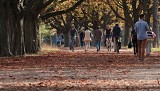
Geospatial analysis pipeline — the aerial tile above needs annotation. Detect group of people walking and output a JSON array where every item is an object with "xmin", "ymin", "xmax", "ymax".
[
  {"xmin": 68, "ymin": 14, "xmax": 156, "ymax": 62},
  {"xmin": 68, "ymin": 24, "xmax": 122, "ymax": 53}
]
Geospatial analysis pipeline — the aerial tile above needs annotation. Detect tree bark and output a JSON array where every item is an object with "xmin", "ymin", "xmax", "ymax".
[
  {"xmin": 0, "ymin": 0, "xmax": 84, "ymax": 56},
  {"xmin": 0, "ymin": 0, "xmax": 25, "ymax": 56},
  {"xmin": 64, "ymin": 32, "xmax": 69, "ymax": 47},
  {"xmin": 124, "ymin": 22, "xmax": 130, "ymax": 46},
  {"xmin": 24, "ymin": 15, "xmax": 40, "ymax": 53},
  {"xmin": 152, "ymin": 0, "xmax": 159, "ymax": 47}
]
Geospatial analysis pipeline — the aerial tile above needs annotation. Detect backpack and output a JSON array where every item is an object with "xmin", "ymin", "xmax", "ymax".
[
  {"xmin": 118, "ymin": 42, "xmax": 121, "ymax": 49},
  {"xmin": 128, "ymin": 40, "xmax": 132, "ymax": 48}
]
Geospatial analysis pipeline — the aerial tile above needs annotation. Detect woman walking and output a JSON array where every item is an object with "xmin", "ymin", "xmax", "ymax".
[{"xmin": 84, "ymin": 27, "xmax": 92, "ymax": 52}]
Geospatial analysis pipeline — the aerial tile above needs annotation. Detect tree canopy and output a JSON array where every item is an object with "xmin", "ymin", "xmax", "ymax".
[{"xmin": 0, "ymin": 0, "xmax": 159, "ymax": 57}]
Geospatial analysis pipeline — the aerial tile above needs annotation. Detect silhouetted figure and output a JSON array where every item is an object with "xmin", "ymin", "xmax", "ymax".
[
  {"xmin": 79, "ymin": 31, "xmax": 84, "ymax": 47},
  {"xmin": 131, "ymin": 29, "xmax": 138, "ymax": 55}
]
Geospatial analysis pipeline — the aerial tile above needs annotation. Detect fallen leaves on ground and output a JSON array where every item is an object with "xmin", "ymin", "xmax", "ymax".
[{"xmin": 0, "ymin": 49, "xmax": 160, "ymax": 90}]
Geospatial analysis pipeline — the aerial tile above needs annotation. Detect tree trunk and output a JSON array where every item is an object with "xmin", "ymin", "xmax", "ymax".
[
  {"xmin": 0, "ymin": 0, "xmax": 25, "ymax": 56},
  {"xmin": 64, "ymin": 32, "xmax": 69, "ymax": 47},
  {"xmin": 124, "ymin": 22, "xmax": 130, "ymax": 46},
  {"xmin": 141, "ymin": 0, "xmax": 152, "ymax": 26},
  {"xmin": 0, "ymin": 7, "xmax": 12, "ymax": 56},
  {"xmin": 24, "ymin": 15, "xmax": 40, "ymax": 53},
  {"xmin": 152, "ymin": 0, "xmax": 159, "ymax": 48}
]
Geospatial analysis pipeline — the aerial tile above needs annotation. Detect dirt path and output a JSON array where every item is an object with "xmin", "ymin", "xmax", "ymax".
[{"xmin": 0, "ymin": 48, "xmax": 160, "ymax": 90}]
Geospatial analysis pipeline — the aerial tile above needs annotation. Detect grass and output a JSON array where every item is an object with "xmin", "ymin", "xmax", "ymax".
[
  {"xmin": 36, "ymin": 44, "xmax": 60, "ymax": 55},
  {"xmin": 41, "ymin": 46, "xmax": 59, "ymax": 51},
  {"xmin": 152, "ymin": 48, "xmax": 160, "ymax": 52},
  {"xmin": 121, "ymin": 46, "xmax": 160, "ymax": 52}
]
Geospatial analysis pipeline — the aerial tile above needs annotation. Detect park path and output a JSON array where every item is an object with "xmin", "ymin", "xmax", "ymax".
[{"xmin": 0, "ymin": 47, "xmax": 160, "ymax": 90}]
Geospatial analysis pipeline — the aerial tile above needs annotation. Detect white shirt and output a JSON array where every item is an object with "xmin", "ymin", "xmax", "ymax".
[{"xmin": 84, "ymin": 30, "xmax": 92, "ymax": 41}]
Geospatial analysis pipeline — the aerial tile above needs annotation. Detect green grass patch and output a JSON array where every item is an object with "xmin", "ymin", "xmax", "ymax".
[{"xmin": 152, "ymin": 48, "xmax": 160, "ymax": 52}]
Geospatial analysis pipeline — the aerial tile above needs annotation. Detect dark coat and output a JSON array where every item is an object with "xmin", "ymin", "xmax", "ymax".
[
  {"xmin": 112, "ymin": 25, "xmax": 121, "ymax": 37},
  {"xmin": 79, "ymin": 31, "xmax": 84, "ymax": 40},
  {"xmin": 94, "ymin": 29, "xmax": 102, "ymax": 41}
]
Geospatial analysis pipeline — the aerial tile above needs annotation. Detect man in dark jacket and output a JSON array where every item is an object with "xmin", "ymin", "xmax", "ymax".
[
  {"xmin": 68, "ymin": 25, "xmax": 77, "ymax": 50},
  {"xmin": 112, "ymin": 24, "xmax": 121, "ymax": 52},
  {"xmin": 94, "ymin": 27, "xmax": 102, "ymax": 52}
]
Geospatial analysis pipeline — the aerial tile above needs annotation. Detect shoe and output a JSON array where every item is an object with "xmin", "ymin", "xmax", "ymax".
[
  {"xmin": 97, "ymin": 49, "xmax": 99, "ymax": 52},
  {"xmin": 146, "ymin": 54, "xmax": 150, "ymax": 57},
  {"xmin": 134, "ymin": 53, "xmax": 138, "ymax": 56},
  {"xmin": 138, "ymin": 58, "xmax": 141, "ymax": 62},
  {"xmin": 138, "ymin": 59, "xmax": 141, "ymax": 62}
]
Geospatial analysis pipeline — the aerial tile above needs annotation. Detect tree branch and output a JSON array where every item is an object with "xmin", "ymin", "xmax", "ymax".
[
  {"xmin": 103, "ymin": 0, "xmax": 125, "ymax": 20},
  {"xmin": 40, "ymin": 0, "xmax": 84, "ymax": 20}
]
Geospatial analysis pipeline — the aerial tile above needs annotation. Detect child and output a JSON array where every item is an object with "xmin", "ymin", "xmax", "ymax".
[{"xmin": 146, "ymin": 30, "xmax": 156, "ymax": 56}]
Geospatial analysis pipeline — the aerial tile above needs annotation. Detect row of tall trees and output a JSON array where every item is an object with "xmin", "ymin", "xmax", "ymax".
[
  {"xmin": 0, "ymin": 0, "xmax": 84, "ymax": 56},
  {"xmin": 0, "ymin": 0, "xmax": 159, "ymax": 56},
  {"xmin": 44, "ymin": 0, "xmax": 159, "ymax": 47},
  {"xmin": 43, "ymin": 0, "xmax": 115, "ymax": 47}
]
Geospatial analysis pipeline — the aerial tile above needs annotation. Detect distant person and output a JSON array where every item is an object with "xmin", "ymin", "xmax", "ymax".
[
  {"xmin": 104, "ymin": 25, "xmax": 111, "ymax": 46},
  {"xmin": 131, "ymin": 29, "xmax": 138, "ymax": 55},
  {"xmin": 68, "ymin": 25, "xmax": 78, "ymax": 50},
  {"xmin": 79, "ymin": 30, "xmax": 85, "ymax": 47},
  {"xmin": 56, "ymin": 34, "xmax": 61, "ymax": 47},
  {"xmin": 94, "ymin": 27, "xmax": 102, "ymax": 52},
  {"xmin": 112, "ymin": 23, "xmax": 121, "ymax": 52},
  {"xmin": 84, "ymin": 27, "xmax": 92, "ymax": 52},
  {"xmin": 90, "ymin": 30, "xmax": 94, "ymax": 47},
  {"xmin": 135, "ymin": 14, "xmax": 149, "ymax": 61},
  {"xmin": 146, "ymin": 29, "xmax": 156, "ymax": 56},
  {"xmin": 60, "ymin": 33, "xmax": 64, "ymax": 46}
]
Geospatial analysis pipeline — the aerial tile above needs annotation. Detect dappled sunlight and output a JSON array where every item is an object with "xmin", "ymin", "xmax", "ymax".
[{"xmin": 41, "ymin": 44, "xmax": 60, "ymax": 51}]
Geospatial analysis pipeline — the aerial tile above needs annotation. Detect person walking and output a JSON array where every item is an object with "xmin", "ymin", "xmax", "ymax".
[
  {"xmin": 94, "ymin": 27, "xmax": 102, "ymax": 52},
  {"xmin": 79, "ymin": 30, "xmax": 84, "ymax": 48},
  {"xmin": 135, "ymin": 14, "xmax": 149, "ymax": 61},
  {"xmin": 56, "ymin": 34, "xmax": 61, "ymax": 47},
  {"xmin": 131, "ymin": 29, "xmax": 138, "ymax": 56},
  {"xmin": 84, "ymin": 27, "xmax": 92, "ymax": 52},
  {"xmin": 112, "ymin": 23, "xmax": 121, "ymax": 52},
  {"xmin": 104, "ymin": 24, "xmax": 112, "ymax": 47},
  {"xmin": 68, "ymin": 25, "xmax": 78, "ymax": 51},
  {"xmin": 60, "ymin": 33, "xmax": 64, "ymax": 47},
  {"xmin": 146, "ymin": 29, "xmax": 156, "ymax": 56}
]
